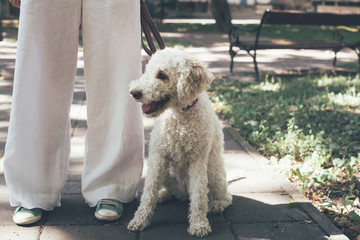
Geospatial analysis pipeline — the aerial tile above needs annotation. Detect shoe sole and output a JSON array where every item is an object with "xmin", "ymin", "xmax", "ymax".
[
  {"xmin": 13, "ymin": 215, "xmax": 42, "ymax": 225},
  {"xmin": 95, "ymin": 212, "xmax": 122, "ymax": 222}
]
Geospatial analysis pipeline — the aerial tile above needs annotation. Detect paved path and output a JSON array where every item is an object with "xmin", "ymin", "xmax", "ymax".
[
  {"xmin": 162, "ymin": 32, "xmax": 358, "ymax": 76},
  {"xmin": 0, "ymin": 35, "xmax": 352, "ymax": 239}
]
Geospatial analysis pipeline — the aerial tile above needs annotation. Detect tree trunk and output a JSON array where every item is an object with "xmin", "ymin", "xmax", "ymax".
[{"xmin": 210, "ymin": 0, "xmax": 232, "ymax": 33}]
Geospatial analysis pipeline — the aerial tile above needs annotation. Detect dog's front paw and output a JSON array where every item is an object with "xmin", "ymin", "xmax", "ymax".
[
  {"xmin": 127, "ymin": 217, "xmax": 149, "ymax": 232},
  {"xmin": 187, "ymin": 221, "xmax": 212, "ymax": 237}
]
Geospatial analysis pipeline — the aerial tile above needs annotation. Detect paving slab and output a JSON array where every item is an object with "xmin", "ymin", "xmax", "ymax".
[
  {"xmin": 232, "ymin": 222, "xmax": 328, "ymax": 240},
  {"xmin": 139, "ymin": 222, "xmax": 234, "ymax": 240},
  {"xmin": 224, "ymin": 194, "xmax": 310, "ymax": 224},
  {"xmin": 228, "ymin": 170, "xmax": 284, "ymax": 193},
  {"xmin": 0, "ymin": 194, "xmax": 15, "ymax": 225},
  {"xmin": 45, "ymin": 194, "xmax": 136, "ymax": 226},
  {"xmin": 39, "ymin": 225, "xmax": 136, "ymax": 240},
  {"xmin": 0, "ymin": 225, "xmax": 40, "ymax": 240}
]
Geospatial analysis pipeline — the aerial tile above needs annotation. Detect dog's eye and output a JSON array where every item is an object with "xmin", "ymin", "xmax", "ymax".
[{"xmin": 156, "ymin": 71, "xmax": 169, "ymax": 81}]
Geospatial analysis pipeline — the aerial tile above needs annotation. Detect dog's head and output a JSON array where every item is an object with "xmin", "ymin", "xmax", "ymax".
[{"xmin": 130, "ymin": 48, "xmax": 214, "ymax": 117}]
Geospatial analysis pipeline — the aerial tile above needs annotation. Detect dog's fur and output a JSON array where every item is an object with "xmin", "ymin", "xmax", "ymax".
[{"xmin": 127, "ymin": 48, "xmax": 232, "ymax": 237}]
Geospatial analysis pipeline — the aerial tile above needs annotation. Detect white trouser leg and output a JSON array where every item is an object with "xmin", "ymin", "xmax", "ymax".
[
  {"xmin": 3, "ymin": 0, "xmax": 81, "ymax": 210},
  {"xmin": 81, "ymin": 0, "xmax": 144, "ymax": 206}
]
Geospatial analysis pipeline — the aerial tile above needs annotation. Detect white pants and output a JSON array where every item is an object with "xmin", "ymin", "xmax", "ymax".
[{"xmin": 3, "ymin": 0, "xmax": 144, "ymax": 210}]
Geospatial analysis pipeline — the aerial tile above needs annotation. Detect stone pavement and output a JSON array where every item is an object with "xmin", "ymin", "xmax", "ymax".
[
  {"xmin": 0, "ymin": 34, "xmax": 353, "ymax": 240},
  {"xmin": 160, "ymin": 32, "xmax": 358, "ymax": 77}
]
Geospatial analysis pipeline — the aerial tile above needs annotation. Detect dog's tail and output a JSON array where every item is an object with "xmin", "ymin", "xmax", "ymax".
[{"xmin": 226, "ymin": 170, "xmax": 245, "ymax": 184}]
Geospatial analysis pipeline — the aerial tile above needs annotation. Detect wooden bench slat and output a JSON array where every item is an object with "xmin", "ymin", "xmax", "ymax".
[{"xmin": 263, "ymin": 10, "xmax": 360, "ymax": 26}]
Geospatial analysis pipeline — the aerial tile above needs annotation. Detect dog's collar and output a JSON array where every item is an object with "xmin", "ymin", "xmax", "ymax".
[{"xmin": 182, "ymin": 98, "xmax": 198, "ymax": 111}]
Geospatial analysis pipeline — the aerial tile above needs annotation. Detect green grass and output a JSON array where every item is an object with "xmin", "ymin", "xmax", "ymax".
[
  {"xmin": 208, "ymin": 73, "xmax": 360, "ymax": 239},
  {"xmin": 157, "ymin": 22, "xmax": 217, "ymax": 33},
  {"xmin": 209, "ymin": 74, "xmax": 360, "ymax": 159},
  {"xmin": 72, "ymin": 32, "xmax": 200, "ymax": 50},
  {"xmin": 157, "ymin": 22, "xmax": 360, "ymax": 43},
  {"xmin": 79, "ymin": 37, "xmax": 197, "ymax": 50},
  {"xmin": 141, "ymin": 37, "xmax": 201, "ymax": 50},
  {"xmin": 4, "ymin": 21, "xmax": 359, "ymax": 44},
  {"xmin": 253, "ymin": 24, "xmax": 360, "ymax": 43}
]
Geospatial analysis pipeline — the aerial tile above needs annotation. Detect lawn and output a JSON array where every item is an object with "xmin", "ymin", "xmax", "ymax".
[
  {"xmin": 157, "ymin": 22, "xmax": 360, "ymax": 43},
  {"xmin": 208, "ymin": 73, "xmax": 360, "ymax": 239},
  {"xmin": 240, "ymin": 24, "xmax": 360, "ymax": 43},
  {"xmin": 3, "ymin": 20, "xmax": 359, "ymax": 48}
]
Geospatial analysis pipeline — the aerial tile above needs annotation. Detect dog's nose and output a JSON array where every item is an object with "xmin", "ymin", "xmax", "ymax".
[{"xmin": 130, "ymin": 89, "xmax": 143, "ymax": 100}]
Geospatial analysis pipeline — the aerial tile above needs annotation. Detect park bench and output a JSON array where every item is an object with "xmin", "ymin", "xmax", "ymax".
[{"xmin": 229, "ymin": 9, "xmax": 360, "ymax": 78}]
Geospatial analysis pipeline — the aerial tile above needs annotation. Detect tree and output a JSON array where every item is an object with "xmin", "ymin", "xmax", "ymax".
[{"xmin": 210, "ymin": 0, "xmax": 232, "ymax": 33}]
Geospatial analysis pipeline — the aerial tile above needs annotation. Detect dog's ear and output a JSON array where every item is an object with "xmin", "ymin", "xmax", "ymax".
[{"xmin": 177, "ymin": 58, "xmax": 214, "ymax": 103}]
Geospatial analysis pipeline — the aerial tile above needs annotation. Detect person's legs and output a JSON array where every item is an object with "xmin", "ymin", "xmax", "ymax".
[
  {"xmin": 81, "ymin": 0, "xmax": 144, "ymax": 207},
  {"xmin": 3, "ymin": 0, "xmax": 81, "ymax": 211}
]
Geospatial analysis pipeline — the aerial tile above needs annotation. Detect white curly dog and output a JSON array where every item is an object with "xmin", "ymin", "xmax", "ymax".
[{"xmin": 127, "ymin": 48, "xmax": 232, "ymax": 237}]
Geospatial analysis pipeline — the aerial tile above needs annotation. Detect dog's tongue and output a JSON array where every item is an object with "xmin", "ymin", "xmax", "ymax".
[{"xmin": 141, "ymin": 102, "xmax": 157, "ymax": 114}]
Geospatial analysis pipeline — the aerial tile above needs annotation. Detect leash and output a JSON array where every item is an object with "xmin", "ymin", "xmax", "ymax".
[{"xmin": 140, "ymin": 0, "xmax": 165, "ymax": 56}]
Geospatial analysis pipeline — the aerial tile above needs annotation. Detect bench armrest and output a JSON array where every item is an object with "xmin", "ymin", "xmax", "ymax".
[
  {"xmin": 229, "ymin": 25, "xmax": 260, "ymax": 45},
  {"xmin": 333, "ymin": 26, "xmax": 359, "ymax": 42}
]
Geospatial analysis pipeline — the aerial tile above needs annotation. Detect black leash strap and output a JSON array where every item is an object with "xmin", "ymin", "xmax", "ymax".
[{"xmin": 140, "ymin": 0, "xmax": 165, "ymax": 56}]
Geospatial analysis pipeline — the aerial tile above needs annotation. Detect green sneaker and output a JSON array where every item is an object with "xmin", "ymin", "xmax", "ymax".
[
  {"xmin": 95, "ymin": 199, "xmax": 123, "ymax": 221},
  {"xmin": 13, "ymin": 206, "xmax": 43, "ymax": 225}
]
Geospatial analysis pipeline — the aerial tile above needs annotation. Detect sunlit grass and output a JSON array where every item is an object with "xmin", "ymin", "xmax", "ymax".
[
  {"xmin": 157, "ymin": 22, "xmax": 360, "ymax": 43},
  {"xmin": 4, "ymin": 20, "xmax": 359, "ymax": 45},
  {"xmin": 209, "ymin": 74, "xmax": 360, "ymax": 160},
  {"xmin": 208, "ymin": 73, "xmax": 360, "ymax": 238}
]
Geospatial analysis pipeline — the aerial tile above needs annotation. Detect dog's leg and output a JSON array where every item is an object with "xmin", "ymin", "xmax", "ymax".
[
  {"xmin": 208, "ymin": 155, "xmax": 232, "ymax": 214},
  {"xmin": 128, "ymin": 153, "xmax": 166, "ymax": 231},
  {"xmin": 187, "ymin": 159, "xmax": 212, "ymax": 237}
]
